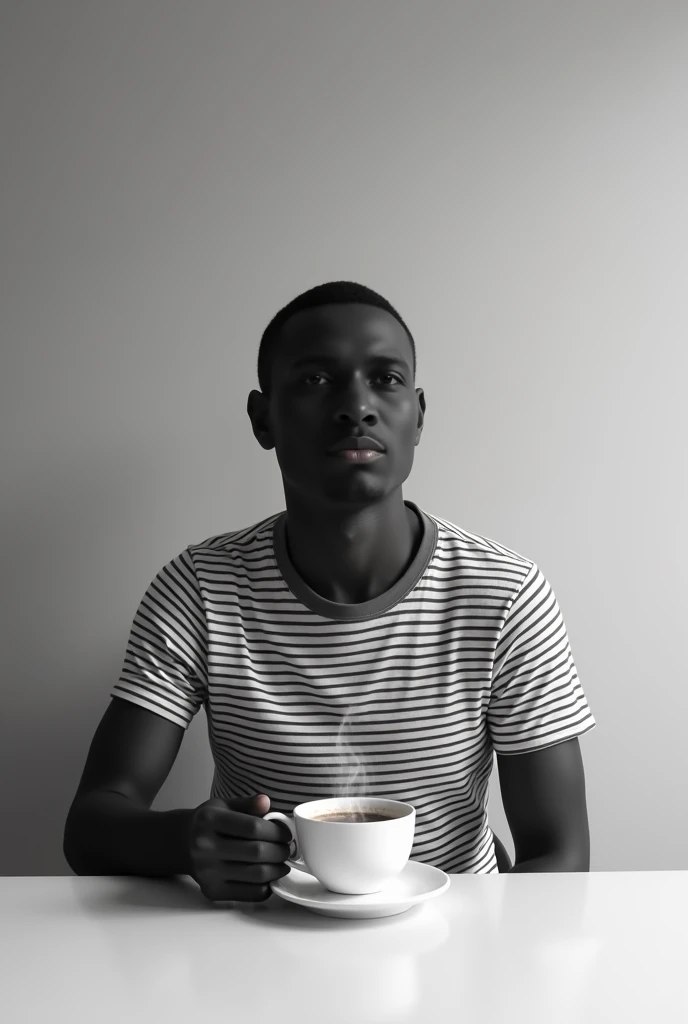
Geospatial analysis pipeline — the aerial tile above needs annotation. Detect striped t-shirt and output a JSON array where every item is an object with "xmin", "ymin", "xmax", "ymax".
[{"xmin": 112, "ymin": 500, "xmax": 596, "ymax": 874}]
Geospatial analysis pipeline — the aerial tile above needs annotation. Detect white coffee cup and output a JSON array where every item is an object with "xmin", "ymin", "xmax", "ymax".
[{"xmin": 264, "ymin": 797, "xmax": 416, "ymax": 895}]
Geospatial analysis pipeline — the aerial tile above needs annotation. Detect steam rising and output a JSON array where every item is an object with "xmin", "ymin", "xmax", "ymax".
[{"xmin": 335, "ymin": 706, "xmax": 368, "ymax": 812}]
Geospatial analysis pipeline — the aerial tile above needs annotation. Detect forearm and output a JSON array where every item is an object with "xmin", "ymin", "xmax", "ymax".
[
  {"xmin": 508, "ymin": 851, "xmax": 589, "ymax": 873},
  {"xmin": 63, "ymin": 790, "xmax": 193, "ymax": 878}
]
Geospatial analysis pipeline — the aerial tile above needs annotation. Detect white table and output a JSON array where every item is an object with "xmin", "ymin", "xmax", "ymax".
[{"xmin": 1, "ymin": 872, "xmax": 686, "ymax": 1023}]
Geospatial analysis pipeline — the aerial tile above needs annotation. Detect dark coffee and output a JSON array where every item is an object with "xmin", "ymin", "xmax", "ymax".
[{"xmin": 310, "ymin": 811, "xmax": 392, "ymax": 823}]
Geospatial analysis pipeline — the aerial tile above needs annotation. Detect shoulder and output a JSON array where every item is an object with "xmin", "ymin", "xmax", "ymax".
[
  {"xmin": 186, "ymin": 510, "xmax": 283, "ymax": 562},
  {"xmin": 141, "ymin": 511, "xmax": 283, "ymax": 599},
  {"xmin": 423, "ymin": 508, "xmax": 535, "ymax": 599}
]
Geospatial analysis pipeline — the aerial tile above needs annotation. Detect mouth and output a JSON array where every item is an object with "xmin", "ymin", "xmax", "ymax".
[
  {"xmin": 327, "ymin": 450, "xmax": 384, "ymax": 463},
  {"xmin": 328, "ymin": 435, "xmax": 385, "ymax": 454}
]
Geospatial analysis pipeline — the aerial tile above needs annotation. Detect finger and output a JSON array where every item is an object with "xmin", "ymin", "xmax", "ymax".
[
  {"xmin": 221, "ymin": 861, "xmax": 291, "ymax": 885},
  {"xmin": 210, "ymin": 809, "xmax": 293, "ymax": 845},
  {"xmin": 212, "ymin": 838, "xmax": 293, "ymax": 865},
  {"xmin": 201, "ymin": 882, "xmax": 274, "ymax": 904},
  {"xmin": 253, "ymin": 794, "xmax": 270, "ymax": 816},
  {"xmin": 200, "ymin": 866, "xmax": 290, "ymax": 903}
]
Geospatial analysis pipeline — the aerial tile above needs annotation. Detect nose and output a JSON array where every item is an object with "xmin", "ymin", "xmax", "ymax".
[{"xmin": 332, "ymin": 377, "xmax": 379, "ymax": 426}]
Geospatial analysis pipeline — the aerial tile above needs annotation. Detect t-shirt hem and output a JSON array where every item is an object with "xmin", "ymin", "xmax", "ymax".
[
  {"xmin": 492, "ymin": 718, "xmax": 596, "ymax": 756},
  {"xmin": 110, "ymin": 687, "xmax": 194, "ymax": 730}
]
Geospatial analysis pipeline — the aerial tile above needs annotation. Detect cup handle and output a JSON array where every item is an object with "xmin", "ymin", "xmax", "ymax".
[{"xmin": 263, "ymin": 810, "xmax": 306, "ymax": 871}]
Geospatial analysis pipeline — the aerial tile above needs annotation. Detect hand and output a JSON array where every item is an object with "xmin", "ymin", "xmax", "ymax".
[{"xmin": 187, "ymin": 794, "xmax": 292, "ymax": 903}]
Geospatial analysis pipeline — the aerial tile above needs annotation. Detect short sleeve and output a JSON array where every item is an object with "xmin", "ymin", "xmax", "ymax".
[
  {"xmin": 487, "ymin": 564, "xmax": 596, "ymax": 754},
  {"xmin": 111, "ymin": 549, "xmax": 208, "ymax": 730}
]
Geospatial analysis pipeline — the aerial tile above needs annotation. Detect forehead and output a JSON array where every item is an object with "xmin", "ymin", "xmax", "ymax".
[{"xmin": 274, "ymin": 303, "xmax": 413, "ymax": 369}]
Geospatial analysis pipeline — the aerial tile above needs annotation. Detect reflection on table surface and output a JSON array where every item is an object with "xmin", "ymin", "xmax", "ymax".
[{"xmin": 1, "ymin": 872, "xmax": 687, "ymax": 1024}]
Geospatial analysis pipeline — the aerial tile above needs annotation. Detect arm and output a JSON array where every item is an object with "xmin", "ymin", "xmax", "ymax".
[
  {"xmin": 63, "ymin": 697, "xmax": 193, "ymax": 877},
  {"xmin": 497, "ymin": 737, "xmax": 591, "ymax": 872}
]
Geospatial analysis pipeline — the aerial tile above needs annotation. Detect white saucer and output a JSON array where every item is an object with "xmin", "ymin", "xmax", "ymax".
[{"xmin": 269, "ymin": 860, "xmax": 450, "ymax": 919}]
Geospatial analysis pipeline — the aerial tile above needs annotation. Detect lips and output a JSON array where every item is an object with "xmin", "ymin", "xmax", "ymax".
[
  {"xmin": 328, "ymin": 435, "xmax": 385, "ymax": 453},
  {"xmin": 329, "ymin": 449, "xmax": 384, "ymax": 463}
]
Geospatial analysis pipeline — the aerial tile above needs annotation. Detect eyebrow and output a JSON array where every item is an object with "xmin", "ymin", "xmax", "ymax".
[{"xmin": 289, "ymin": 354, "xmax": 409, "ymax": 371}]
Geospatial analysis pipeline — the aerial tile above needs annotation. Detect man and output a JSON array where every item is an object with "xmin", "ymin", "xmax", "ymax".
[{"xmin": 63, "ymin": 280, "xmax": 596, "ymax": 903}]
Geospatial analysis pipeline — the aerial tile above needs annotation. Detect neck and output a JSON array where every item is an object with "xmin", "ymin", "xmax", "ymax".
[{"xmin": 283, "ymin": 494, "xmax": 422, "ymax": 604}]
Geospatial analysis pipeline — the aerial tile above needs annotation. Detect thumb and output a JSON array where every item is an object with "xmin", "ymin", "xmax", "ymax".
[{"xmin": 221, "ymin": 793, "xmax": 271, "ymax": 817}]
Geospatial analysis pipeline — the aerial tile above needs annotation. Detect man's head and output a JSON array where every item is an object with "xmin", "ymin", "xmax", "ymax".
[{"xmin": 247, "ymin": 281, "xmax": 426, "ymax": 511}]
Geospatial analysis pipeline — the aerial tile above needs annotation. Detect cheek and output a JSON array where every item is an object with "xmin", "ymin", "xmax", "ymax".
[
  {"xmin": 398, "ymin": 408, "xmax": 419, "ymax": 442},
  {"xmin": 273, "ymin": 397, "xmax": 311, "ymax": 429},
  {"xmin": 270, "ymin": 416, "xmax": 316, "ymax": 467}
]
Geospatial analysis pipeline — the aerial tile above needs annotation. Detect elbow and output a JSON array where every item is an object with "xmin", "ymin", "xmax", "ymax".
[
  {"xmin": 571, "ymin": 850, "xmax": 591, "ymax": 873},
  {"xmin": 62, "ymin": 841, "xmax": 82, "ymax": 876},
  {"xmin": 62, "ymin": 834, "xmax": 107, "ymax": 876},
  {"xmin": 552, "ymin": 818, "xmax": 591, "ymax": 872},
  {"xmin": 63, "ymin": 806, "xmax": 99, "ymax": 875},
  {"xmin": 559, "ymin": 836, "xmax": 591, "ymax": 872},
  {"xmin": 62, "ymin": 819, "xmax": 86, "ymax": 875}
]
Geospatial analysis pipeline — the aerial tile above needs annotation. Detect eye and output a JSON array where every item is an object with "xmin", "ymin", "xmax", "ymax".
[{"xmin": 302, "ymin": 373, "xmax": 403, "ymax": 386}]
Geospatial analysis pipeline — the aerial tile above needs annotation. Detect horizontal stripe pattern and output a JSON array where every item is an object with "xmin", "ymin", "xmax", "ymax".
[{"xmin": 112, "ymin": 503, "xmax": 595, "ymax": 873}]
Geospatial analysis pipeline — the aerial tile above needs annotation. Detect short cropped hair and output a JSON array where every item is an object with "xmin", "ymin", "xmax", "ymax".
[{"xmin": 257, "ymin": 280, "xmax": 416, "ymax": 397}]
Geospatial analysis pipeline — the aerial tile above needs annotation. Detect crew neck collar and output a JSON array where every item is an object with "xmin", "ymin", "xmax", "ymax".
[{"xmin": 272, "ymin": 500, "xmax": 437, "ymax": 621}]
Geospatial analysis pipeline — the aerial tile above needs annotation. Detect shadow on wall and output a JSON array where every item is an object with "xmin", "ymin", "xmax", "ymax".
[{"xmin": 0, "ymin": 443, "xmax": 208, "ymax": 874}]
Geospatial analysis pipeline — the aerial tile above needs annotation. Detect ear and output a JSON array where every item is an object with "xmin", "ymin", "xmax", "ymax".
[
  {"xmin": 246, "ymin": 390, "xmax": 275, "ymax": 452},
  {"xmin": 415, "ymin": 388, "xmax": 426, "ymax": 444}
]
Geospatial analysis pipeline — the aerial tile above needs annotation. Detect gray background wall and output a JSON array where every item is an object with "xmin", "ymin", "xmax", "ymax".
[{"xmin": 1, "ymin": 0, "xmax": 686, "ymax": 875}]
